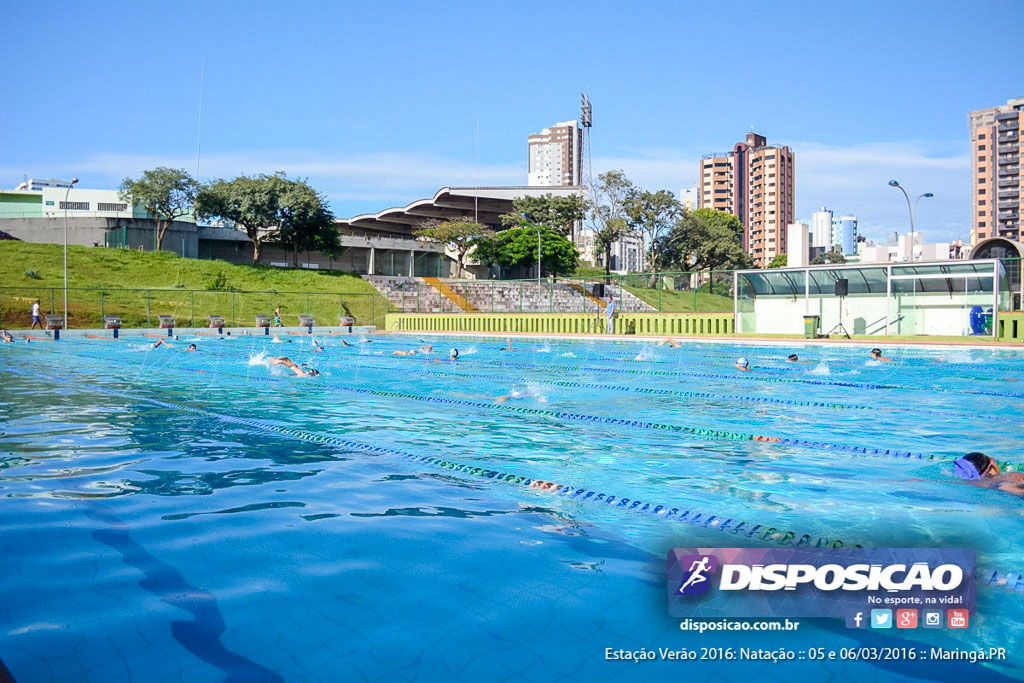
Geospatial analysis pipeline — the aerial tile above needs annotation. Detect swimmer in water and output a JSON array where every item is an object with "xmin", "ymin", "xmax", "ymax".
[
  {"xmin": 787, "ymin": 353, "xmax": 799, "ymax": 362},
  {"xmin": 186, "ymin": 343, "xmax": 198, "ymax": 352},
  {"xmin": 499, "ymin": 338, "xmax": 512, "ymax": 352},
  {"xmin": 267, "ymin": 356, "xmax": 320, "ymax": 377},
  {"xmin": 392, "ymin": 349, "xmax": 417, "ymax": 356},
  {"xmin": 2, "ymin": 329, "xmax": 13, "ymax": 343},
  {"xmin": 870, "ymin": 348, "xmax": 893, "ymax": 362},
  {"xmin": 338, "ymin": 338, "xmax": 351, "ymax": 347},
  {"xmin": 658, "ymin": 337, "xmax": 680, "ymax": 348},
  {"xmin": 152, "ymin": 338, "xmax": 172, "ymax": 349},
  {"xmin": 954, "ymin": 452, "xmax": 1024, "ymax": 496},
  {"xmin": 272, "ymin": 334, "xmax": 292, "ymax": 344},
  {"xmin": 735, "ymin": 357, "xmax": 751, "ymax": 372}
]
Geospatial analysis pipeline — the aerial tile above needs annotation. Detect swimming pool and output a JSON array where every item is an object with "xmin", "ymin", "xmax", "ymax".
[{"xmin": 2, "ymin": 333, "xmax": 1023, "ymax": 681}]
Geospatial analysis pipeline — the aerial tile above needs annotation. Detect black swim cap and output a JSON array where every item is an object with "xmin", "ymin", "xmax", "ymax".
[
  {"xmin": 787, "ymin": 353, "xmax": 798, "ymax": 361},
  {"xmin": 871, "ymin": 348, "xmax": 882, "ymax": 355}
]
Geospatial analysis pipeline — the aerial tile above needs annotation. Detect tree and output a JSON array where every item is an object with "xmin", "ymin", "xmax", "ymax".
[
  {"xmin": 414, "ymin": 220, "xmax": 491, "ymax": 278},
  {"xmin": 473, "ymin": 225, "xmax": 578, "ymax": 277},
  {"xmin": 811, "ymin": 250, "xmax": 847, "ymax": 265},
  {"xmin": 768, "ymin": 253, "xmax": 788, "ymax": 268},
  {"xmin": 500, "ymin": 193, "xmax": 584, "ymax": 238},
  {"xmin": 277, "ymin": 181, "xmax": 341, "ymax": 266},
  {"xmin": 119, "ymin": 167, "xmax": 198, "ymax": 251},
  {"xmin": 624, "ymin": 189, "xmax": 681, "ymax": 271},
  {"xmin": 196, "ymin": 173, "xmax": 335, "ymax": 265},
  {"xmin": 656, "ymin": 209, "xmax": 752, "ymax": 273},
  {"xmin": 587, "ymin": 170, "xmax": 635, "ymax": 275}
]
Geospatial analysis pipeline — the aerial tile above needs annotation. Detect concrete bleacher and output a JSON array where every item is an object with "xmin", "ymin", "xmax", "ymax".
[{"xmin": 364, "ymin": 275, "xmax": 653, "ymax": 314}]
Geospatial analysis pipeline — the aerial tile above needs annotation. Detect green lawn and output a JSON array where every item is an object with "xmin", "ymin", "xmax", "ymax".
[
  {"xmin": 0, "ymin": 242, "xmax": 391, "ymax": 329},
  {"xmin": 625, "ymin": 285, "xmax": 733, "ymax": 312}
]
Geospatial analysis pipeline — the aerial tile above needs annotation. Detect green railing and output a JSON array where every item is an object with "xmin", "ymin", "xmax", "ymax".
[
  {"xmin": 385, "ymin": 270, "xmax": 737, "ymax": 315},
  {"xmin": 385, "ymin": 311, "xmax": 735, "ymax": 336},
  {"xmin": 0, "ymin": 286, "xmax": 392, "ymax": 330}
]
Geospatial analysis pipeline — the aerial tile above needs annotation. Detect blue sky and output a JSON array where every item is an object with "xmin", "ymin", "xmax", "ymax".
[{"xmin": 2, "ymin": 0, "xmax": 1021, "ymax": 244}]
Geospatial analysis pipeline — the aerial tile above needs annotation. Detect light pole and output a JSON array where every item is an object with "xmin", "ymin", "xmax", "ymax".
[
  {"xmin": 63, "ymin": 178, "xmax": 79, "ymax": 329},
  {"xmin": 537, "ymin": 226, "xmax": 542, "ymax": 286},
  {"xmin": 888, "ymin": 180, "xmax": 933, "ymax": 262}
]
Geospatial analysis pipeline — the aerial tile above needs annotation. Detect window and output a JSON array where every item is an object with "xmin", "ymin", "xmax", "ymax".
[
  {"xmin": 979, "ymin": 156, "xmax": 986, "ymax": 162},
  {"xmin": 98, "ymin": 202, "xmax": 128, "ymax": 212},
  {"xmin": 979, "ymin": 189, "xmax": 986, "ymax": 194},
  {"xmin": 979, "ymin": 211, "xmax": 986, "ymax": 216},
  {"xmin": 978, "ymin": 167, "xmax": 986, "ymax": 173},
  {"xmin": 59, "ymin": 201, "xmax": 90, "ymax": 210},
  {"xmin": 979, "ymin": 222, "xmax": 986, "ymax": 227},
  {"xmin": 979, "ymin": 200, "xmax": 986, "ymax": 205},
  {"xmin": 979, "ymin": 145, "xmax": 986, "ymax": 150},
  {"xmin": 979, "ymin": 134, "xmax": 986, "ymax": 139}
]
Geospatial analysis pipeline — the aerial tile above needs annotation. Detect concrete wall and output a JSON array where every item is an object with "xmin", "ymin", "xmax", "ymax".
[{"xmin": 0, "ymin": 217, "xmax": 198, "ymax": 255}]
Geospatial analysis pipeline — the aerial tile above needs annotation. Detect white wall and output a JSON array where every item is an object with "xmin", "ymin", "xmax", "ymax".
[
  {"xmin": 40, "ymin": 187, "xmax": 134, "ymax": 218},
  {"xmin": 748, "ymin": 293, "xmax": 993, "ymax": 336}
]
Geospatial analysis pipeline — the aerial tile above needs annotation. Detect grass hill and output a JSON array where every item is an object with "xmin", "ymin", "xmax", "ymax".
[{"xmin": 0, "ymin": 242, "xmax": 388, "ymax": 329}]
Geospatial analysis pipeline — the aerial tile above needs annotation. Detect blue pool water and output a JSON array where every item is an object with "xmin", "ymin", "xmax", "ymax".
[{"xmin": 2, "ymin": 334, "xmax": 1023, "ymax": 681}]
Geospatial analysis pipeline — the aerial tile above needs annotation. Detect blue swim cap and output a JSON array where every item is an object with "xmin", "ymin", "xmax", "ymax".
[{"xmin": 953, "ymin": 457, "xmax": 982, "ymax": 480}]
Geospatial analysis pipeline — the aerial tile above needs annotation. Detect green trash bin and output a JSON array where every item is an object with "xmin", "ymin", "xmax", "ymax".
[{"xmin": 803, "ymin": 315, "xmax": 820, "ymax": 339}]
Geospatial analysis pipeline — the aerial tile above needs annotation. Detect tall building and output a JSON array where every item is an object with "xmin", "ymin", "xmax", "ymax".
[
  {"xmin": 811, "ymin": 207, "xmax": 833, "ymax": 248},
  {"xmin": 14, "ymin": 178, "xmax": 76, "ymax": 191},
  {"xmin": 969, "ymin": 97, "xmax": 1023, "ymax": 244},
  {"xmin": 832, "ymin": 215, "xmax": 858, "ymax": 255},
  {"xmin": 527, "ymin": 120, "xmax": 582, "ymax": 187},
  {"xmin": 698, "ymin": 132, "xmax": 795, "ymax": 267}
]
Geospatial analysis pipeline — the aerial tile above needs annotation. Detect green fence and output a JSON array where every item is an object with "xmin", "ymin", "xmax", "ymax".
[
  {"xmin": 385, "ymin": 270, "xmax": 737, "ymax": 314},
  {"xmin": 0, "ymin": 287, "xmax": 392, "ymax": 329},
  {"xmin": 385, "ymin": 311, "xmax": 735, "ymax": 336}
]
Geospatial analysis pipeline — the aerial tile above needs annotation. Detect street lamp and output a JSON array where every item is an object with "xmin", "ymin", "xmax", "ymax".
[
  {"xmin": 536, "ymin": 225, "xmax": 542, "ymax": 286},
  {"xmin": 63, "ymin": 178, "xmax": 79, "ymax": 329},
  {"xmin": 888, "ymin": 180, "xmax": 933, "ymax": 261}
]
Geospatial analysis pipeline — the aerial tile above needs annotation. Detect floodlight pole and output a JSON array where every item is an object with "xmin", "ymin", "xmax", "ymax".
[{"xmin": 63, "ymin": 178, "xmax": 79, "ymax": 329}]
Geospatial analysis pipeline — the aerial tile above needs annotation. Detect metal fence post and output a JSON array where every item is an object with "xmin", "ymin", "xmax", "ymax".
[
  {"xmin": 191, "ymin": 290, "xmax": 195, "ymax": 327},
  {"xmin": 50, "ymin": 288, "xmax": 54, "ymax": 315},
  {"xmin": 520, "ymin": 280, "xmax": 523, "ymax": 312},
  {"xmin": 491, "ymin": 280, "xmax": 494, "ymax": 313},
  {"xmin": 100, "ymin": 289, "xmax": 104, "ymax": 322},
  {"xmin": 305, "ymin": 292, "xmax": 309, "ymax": 314},
  {"xmin": 372, "ymin": 294, "xmax": 376, "ymax": 326},
  {"xmin": 146, "ymin": 290, "xmax": 151, "ymax": 327},
  {"xmin": 231, "ymin": 291, "xmax": 235, "ymax": 326},
  {"xmin": 549, "ymin": 277, "xmax": 553, "ymax": 312},
  {"xmin": 658, "ymin": 278, "xmax": 662, "ymax": 312}
]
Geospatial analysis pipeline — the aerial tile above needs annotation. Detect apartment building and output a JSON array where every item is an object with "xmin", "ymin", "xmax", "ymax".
[
  {"xmin": 969, "ymin": 97, "xmax": 1023, "ymax": 243},
  {"xmin": 527, "ymin": 120, "xmax": 583, "ymax": 187},
  {"xmin": 698, "ymin": 132, "xmax": 795, "ymax": 267}
]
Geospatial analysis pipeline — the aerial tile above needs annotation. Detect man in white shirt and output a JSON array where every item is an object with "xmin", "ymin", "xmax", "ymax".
[{"xmin": 30, "ymin": 301, "xmax": 42, "ymax": 329}]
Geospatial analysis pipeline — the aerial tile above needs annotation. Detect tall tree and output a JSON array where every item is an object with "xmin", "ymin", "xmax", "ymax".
[
  {"xmin": 473, "ymin": 225, "xmax": 578, "ymax": 277},
  {"xmin": 414, "ymin": 220, "xmax": 491, "ymax": 278},
  {"xmin": 811, "ymin": 250, "xmax": 847, "ymax": 265},
  {"xmin": 625, "ymin": 189, "xmax": 681, "ymax": 271},
  {"xmin": 587, "ymin": 170, "xmax": 635, "ymax": 275},
  {"xmin": 119, "ymin": 167, "xmax": 198, "ymax": 251},
  {"xmin": 657, "ymin": 209, "xmax": 752, "ymax": 273},
  {"xmin": 767, "ymin": 253, "xmax": 788, "ymax": 268},
  {"xmin": 500, "ymin": 193, "xmax": 584, "ymax": 238},
  {"xmin": 196, "ymin": 173, "xmax": 335, "ymax": 265},
  {"xmin": 277, "ymin": 181, "xmax": 341, "ymax": 266}
]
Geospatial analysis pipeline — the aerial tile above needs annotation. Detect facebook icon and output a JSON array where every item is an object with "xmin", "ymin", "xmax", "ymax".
[{"xmin": 845, "ymin": 611, "xmax": 866, "ymax": 629}]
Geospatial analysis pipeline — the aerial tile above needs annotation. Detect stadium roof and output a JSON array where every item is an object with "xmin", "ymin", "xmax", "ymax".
[{"xmin": 335, "ymin": 186, "xmax": 582, "ymax": 236}]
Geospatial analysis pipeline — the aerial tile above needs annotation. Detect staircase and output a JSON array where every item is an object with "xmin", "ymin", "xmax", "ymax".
[{"xmin": 363, "ymin": 275, "xmax": 654, "ymax": 314}]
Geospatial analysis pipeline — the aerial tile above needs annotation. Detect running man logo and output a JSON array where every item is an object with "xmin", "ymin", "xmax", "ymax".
[{"xmin": 675, "ymin": 554, "xmax": 718, "ymax": 596}]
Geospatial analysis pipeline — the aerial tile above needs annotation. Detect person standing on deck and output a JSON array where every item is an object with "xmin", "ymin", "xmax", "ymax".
[{"xmin": 605, "ymin": 296, "xmax": 617, "ymax": 334}]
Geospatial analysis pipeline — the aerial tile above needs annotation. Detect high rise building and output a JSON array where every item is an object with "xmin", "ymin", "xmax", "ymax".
[
  {"xmin": 969, "ymin": 97, "xmax": 1023, "ymax": 244},
  {"xmin": 811, "ymin": 207, "xmax": 833, "ymax": 248},
  {"xmin": 698, "ymin": 132, "xmax": 795, "ymax": 267},
  {"xmin": 832, "ymin": 216, "xmax": 858, "ymax": 255},
  {"xmin": 527, "ymin": 121, "xmax": 583, "ymax": 187}
]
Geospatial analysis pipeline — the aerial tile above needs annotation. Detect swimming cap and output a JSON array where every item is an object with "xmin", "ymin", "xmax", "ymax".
[
  {"xmin": 450, "ymin": 348, "xmax": 459, "ymax": 358},
  {"xmin": 954, "ymin": 452, "xmax": 992, "ymax": 480},
  {"xmin": 737, "ymin": 357, "xmax": 749, "ymax": 367},
  {"xmin": 953, "ymin": 457, "xmax": 982, "ymax": 480}
]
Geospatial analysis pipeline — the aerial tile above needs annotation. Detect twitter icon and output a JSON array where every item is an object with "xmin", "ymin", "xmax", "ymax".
[{"xmin": 871, "ymin": 609, "xmax": 893, "ymax": 629}]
